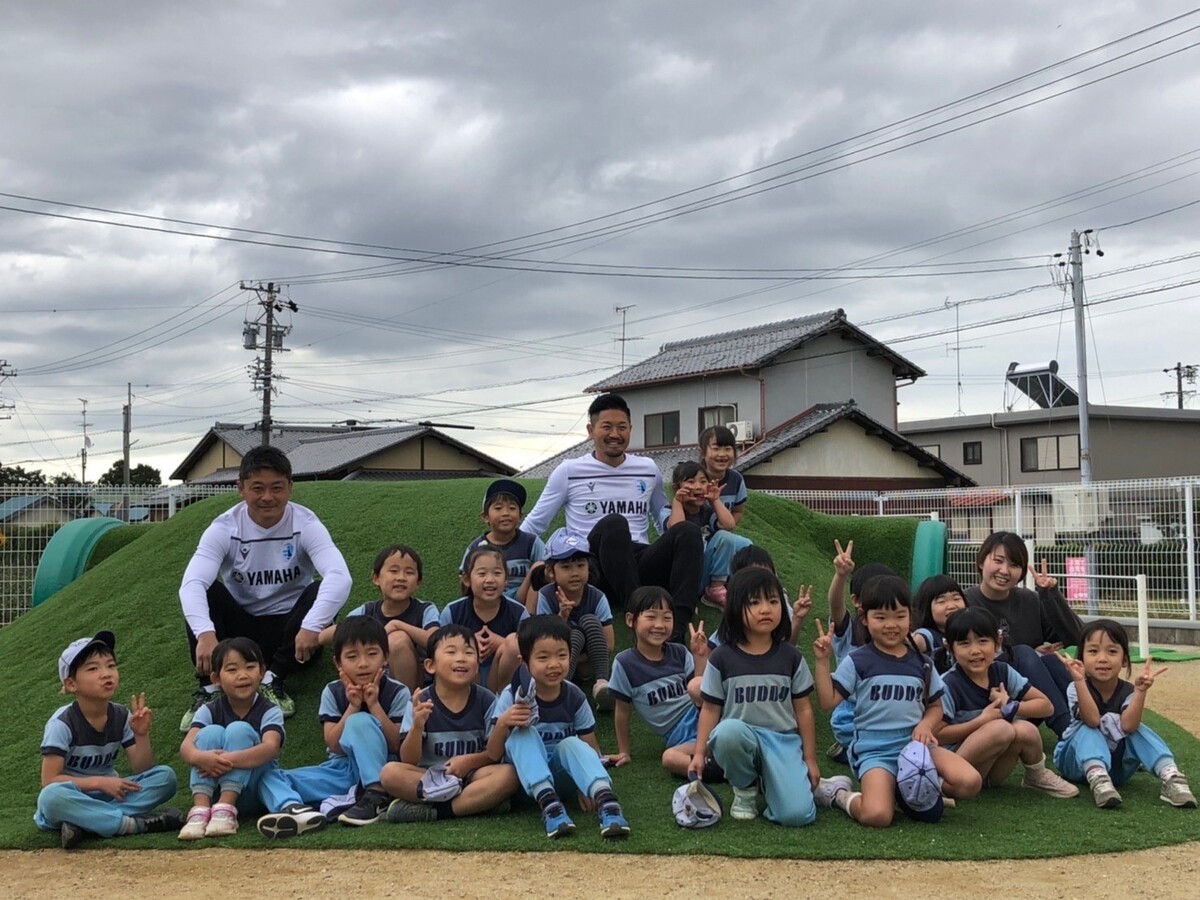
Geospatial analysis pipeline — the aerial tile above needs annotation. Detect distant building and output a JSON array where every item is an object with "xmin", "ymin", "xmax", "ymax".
[
  {"xmin": 900, "ymin": 405, "xmax": 1200, "ymax": 487},
  {"xmin": 172, "ymin": 422, "xmax": 515, "ymax": 484},
  {"xmin": 522, "ymin": 309, "xmax": 973, "ymax": 489}
]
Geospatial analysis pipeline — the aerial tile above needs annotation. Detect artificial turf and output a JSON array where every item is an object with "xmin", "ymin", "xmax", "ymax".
[{"xmin": 2, "ymin": 480, "xmax": 1199, "ymax": 857}]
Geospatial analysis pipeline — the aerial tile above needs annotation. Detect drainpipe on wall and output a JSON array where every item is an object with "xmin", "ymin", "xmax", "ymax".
[
  {"xmin": 990, "ymin": 413, "xmax": 1008, "ymax": 485},
  {"xmin": 738, "ymin": 366, "xmax": 766, "ymax": 438}
]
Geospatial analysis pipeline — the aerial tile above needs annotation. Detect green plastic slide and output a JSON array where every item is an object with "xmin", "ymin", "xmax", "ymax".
[{"xmin": 31, "ymin": 517, "xmax": 125, "ymax": 607}]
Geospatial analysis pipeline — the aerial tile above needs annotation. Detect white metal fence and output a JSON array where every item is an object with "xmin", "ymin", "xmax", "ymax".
[
  {"xmin": 0, "ymin": 485, "xmax": 236, "ymax": 626},
  {"xmin": 762, "ymin": 477, "xmax": 1200, "ymax": 622}
]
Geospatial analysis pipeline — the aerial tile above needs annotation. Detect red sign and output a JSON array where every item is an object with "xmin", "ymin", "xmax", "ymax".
[{"xmin": 1065, "ymin": 556, "xmax": 1088, "ymax": 604}]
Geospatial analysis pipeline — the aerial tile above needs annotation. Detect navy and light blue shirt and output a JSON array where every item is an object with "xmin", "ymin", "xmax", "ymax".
[
  {"xmin": 439, "ymin": 596, "xmax": 529, "ymax": 685},
  {"xmin": 1062, "ymin": 677, "xmax": 1136, "ymax": 744},
  {"xmin": 700, "ymin": 641, "xmax": 813, "ymax": 734},
  {"xmin": 346, "ymin": 598, "xmax": 439, "ymax": 633},
  {"xmin": 190, "ymin": 693, "xmax": 286, "ymax": 745},
  {"xmin": 490, "ymin": 677, "xmax": 595, "ymax": 755},
  {"xmin": 40, "ymin": 701, "xmax": 135, "ymax": 777},
  {"xmin": 318, "ymin": 677, "xmax": 412, "ymax": 727},
  {"xmin": 940, "ymin": 661, "xmax": 1030, "ymax": 727},
  {"xmin": 460, "ymin": 532, "xmax": 547, "ymax": 600},
  {"xmin": 831, "ymin": 643, "xmax": 943, "ymax": 734},
  {"xmin": 535, "ymin": 584, "xmax": 613, "ymax": 626},
  {"xmin": 608, "ymin": 644, "xmax": 696, "ymax": 738},
  {"xmin": 415, "ymin": 683, "xmax": 497, "ymax": 767}
]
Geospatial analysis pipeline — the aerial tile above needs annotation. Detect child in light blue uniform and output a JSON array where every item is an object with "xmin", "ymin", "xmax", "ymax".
[
  {"xmin": 535, "ymin": 529, "xmax": 615, "ymax": 708},
  {"xmin": 814, "ymin": 575, "xmax": 981, "ymax": 827},
  {"xmin": 689, "ymin": 568, "xmax": 825, "ymax": 827},
  {"xmin": 937, "ymin": 607, "xmax": 1077, "ymax": 798},
  {"xmin": 912, "ymin": 574, "xmax": 967, "ymax": 674},
  {"xmin": 257, "ymin": 617, "xmax": 411, "ymax": 837},
  {"xmin": 487, "ymin": 616, "xmax": 629, "ymax": 839},
  {"xmin": 1054, "ymin": 619, "xmax": 1196, "ymax": 809},
  {"xmin": 440, "ymin": 546, "xmax": 528, "ymax": 692},
  {"xmin": 610, "ymin": 586, "xmax": 713, "ymax": 777},
  {"xmin": 36, "ymin": 632, "xmax": 180, "ymax": 849},
  {"xmin": 179, "ymin": 637, "xmax": 288, "ymax": 839},
  {"xmin": 460, "ymin": 479, "xmax": 547, "ymax": 602},
  {"xmin": 381, "ymin": 624, "xmax": 519, "ymax": 822}
]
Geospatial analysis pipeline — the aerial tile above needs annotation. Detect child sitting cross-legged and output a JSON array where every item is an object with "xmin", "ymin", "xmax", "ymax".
[
  {"xmin": 36, "ymin": 632, "xmax": 181, "ymax": 849},
  {"xmin": 256, "ymin": 616, "xmax": 412, "ymax": 837},
  {"xmin": 487, "ymin": 615, "xmax": 630, "ymax": 839},
  {"xmin": 380, "ymin": 624, "xmax": 520, "ymax": 822}
]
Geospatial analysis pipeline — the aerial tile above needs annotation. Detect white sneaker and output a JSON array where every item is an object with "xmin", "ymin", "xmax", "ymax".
[
  {"xmin": 814, "ymin": 775, "xmax": 852, "ymax": 809},
  {"xmin": 1022, "ymin": 764, "xmax": 1080, "ymax": 799},
  {"xmin": 730, "ymin": 786, "xmax": 759, "ymax": 820},
  {"xmin": 178, "ymin": 806, "xmax": 210, "ymax": 841},
  {"xmin": 1088, "ymin": 772, "xmax": 1122, "ymax": 809},
  {"xmin": 204, "ymin": 803, "xmax": 239, "ymax": 837}
]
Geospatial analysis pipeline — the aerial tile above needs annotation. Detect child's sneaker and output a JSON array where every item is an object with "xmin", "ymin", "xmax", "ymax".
[
  {"xmin": 1022, "ymin": 763, "xmax": 1079, "ymax": 798},
  {"xmin": 339, "ymin": 789, "xmax": 391, "ymax": 826},
  {"xmin": 179, "ymin": 688, "xmax": 220, "ymax": 733},
  {"xmin": 730, "ymin": 785, "xmax": 760, "ymax": 820},
  {"xmin": 598, "ymin": 801, "xmax": 631, "ymax": 839},
  {"xmin": 592, "ymin": 679, "xmax": 614, "ymax": 712},
  {"xmin": 1161, "ymin": 773, "xmax": 1198, "ymax": 808},
  {"xmin": 701, "ymin": 582, "xmax": 728, "ymax": 611},
  {"xmin": 134, "ymin": 808, "xmax": 184, "ymax": 835},
  {"xmin": 60, "ymin": 822, "xmax": 94, "ymax": 850},
  {"xmin": 257, "ymin": 804, "xmax": 327, "ymax": 839},
  {"xmin": 541, "ymin": 802, "xmax": 576, "ymax": 839},
  {"xmin": 204, "ymin": 803, "xmax": 239, "ymax": 836},
  {"xmin": 825, "ymin": 740, "xmax": 848, "ymax": 764},
  {"xmin": 258, "ymin": 680, "xmax": 295, "ymax": 717},
  {"xmin": 386, "ymin": 798, "xmax": 438, "ymax": 824},
  {"xmin": 814, "ymin": 775, "xmax": 852, "ymax": 809},
  {"xmin": 1088, "ymin": 772, "xmax": 1122, "ymax": 809},
  {"xmin": 178, "ymin": 806, "xmax": 211, "ymax": 841}
]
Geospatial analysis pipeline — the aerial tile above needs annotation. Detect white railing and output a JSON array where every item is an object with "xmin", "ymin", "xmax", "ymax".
[
  {"xmin": 0, "ymin": 485, "xmax": 236, "ymax": 626},
  {"xmin": 763, "ymin": 477, "xmax": 1200, "ymax": 622}
]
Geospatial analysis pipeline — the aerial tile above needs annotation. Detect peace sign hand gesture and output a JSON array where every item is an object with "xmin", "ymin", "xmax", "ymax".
[
  {"xmin": 832, "ymin": 539, "xmax": 855, "ymax": 576},
  {"xmin": 688, "ymin": 621, "xmax": 710, "ymax": 662},
  {"xmin": 792, "ymin": 584, "xmax": 813, "ymax": 625},
  {"xmin": 1056, "ymin": 650, "xmax": 1086, "ymax": 683},
  {"xmin": 1134, "ymin": 658, "xmax": 1169, "ymax": 693},
  {"xmin": 1030, "ymin": 558, "xmax": 1057, "ymax": 590},
  {"xmin": 812, "ymin": 618, "xmax": 833, "ymax": 661}
]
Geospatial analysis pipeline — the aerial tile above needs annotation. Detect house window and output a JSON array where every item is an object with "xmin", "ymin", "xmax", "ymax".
[
  {"xmin": 963, "ymin": 441, "xmax": 983, "ymax": 466},
  {"xmin": 919, "ymin": 444, "xmax": 941, "ymax": 459},
  {"xmin": 1020, "ymin": 434, "xmax": 1081, "ymax": 472},
  {"xmin": 698, "ymin": 404, "xmax": 738, "ymax": 438},
  {"xmin": 644, "ymin": 411, "xmax": 681, "ymax": 447}
]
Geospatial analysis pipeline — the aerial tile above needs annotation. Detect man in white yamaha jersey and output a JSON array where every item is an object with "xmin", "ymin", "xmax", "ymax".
[
  {"xmin": 521, "ymin": 393, "xmax": 703, "ymax": 642},
  {"xmin": 177, "ymin": 446, "xmax": 352, "ymax": 730}
]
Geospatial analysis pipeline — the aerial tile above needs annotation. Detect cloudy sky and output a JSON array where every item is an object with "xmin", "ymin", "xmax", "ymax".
[{"xmin": 3, "ymin": 1, "xmax": 1200, "ymax": 481}]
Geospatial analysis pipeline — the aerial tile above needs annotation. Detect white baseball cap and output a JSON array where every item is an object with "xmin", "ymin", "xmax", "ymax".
[
  {"xmin": 57, "ymin": 631, "xmax": 116, "ymax": 682},
  {"xmin": 672, "ymin": 778, "xmax": 722, "ymax": 828}
]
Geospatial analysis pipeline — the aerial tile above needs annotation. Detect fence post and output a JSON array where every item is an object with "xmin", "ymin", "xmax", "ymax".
[
  {"xmin": 1023, "ymin": 538, "xmax": 1036, "ymax": 590},
  {"xmin": 876, "ymin": 493, "xmax": 885, "ymax": 516},
  {"xmin": 168, "ymin": 488, "xmax": 177, "ymax": 519},
  {"xmin": 1186, "ymin": 482, "xmax": 1197, "ymax": 621},
  {"xmin": 1136, "ymin": 573, "xmax": 1150, "ymax": 662},
  {"xmin": 1013, "ymin": 488, "xmax": 1023, "ymax": 537}
]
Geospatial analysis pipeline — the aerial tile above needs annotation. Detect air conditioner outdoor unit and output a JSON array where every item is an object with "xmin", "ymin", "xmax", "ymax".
[{"xmin": 728, "ymin": 420, "xmax": 754, "ymax": 441}]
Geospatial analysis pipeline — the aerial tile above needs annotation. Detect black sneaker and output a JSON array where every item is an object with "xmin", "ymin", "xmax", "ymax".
[
  {"xmin": 256, "ymin": 804, "xmax": 327, "ymax": 840},
  {"xmin": 339, "ymin": 789, "xmax": 391, "ymax": 826},
  {"xmin": 258, "ymin": 681, "xmax": 295, "ymax": 718},
  {"xmin": 60, "ymin": 822, "xmax": 94, "ymax": 850},
  {"xmin": 179, "ymin": 688, "xmax": 220, "ymax": 733},
  {"xmin": 134, "ymin": 808, "xmax": 184, "ymax": 835}
]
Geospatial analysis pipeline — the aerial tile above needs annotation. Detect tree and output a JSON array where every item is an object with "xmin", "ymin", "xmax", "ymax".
[
  {"xmin": 0, "ymin": 465, "xmax": 47, "ymax": 486},
  {"xmin": 50, "ymin": 472, "xmax": 81, "ymax": 486},
  {"xmin": 97, "ymin": 461, "xmax": 162, "ymax": 486}
]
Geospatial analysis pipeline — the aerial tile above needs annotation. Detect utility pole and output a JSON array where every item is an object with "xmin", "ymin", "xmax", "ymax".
[
  {"xmin": 1068, "ymin": 229, "xmax": 1093, "ymax": 485},
  {"xmin": 0, "ymin": 360, "xmax": 14, "ymax": 421},
  {"xmin": 241, "ymin": 282, "xmax": 296, "ymax": 447},
  {"xmin": 944, "ymin": 298, "xmax": 983, "ymax": 416},
  {"xmin": 1163, "ymin": 362, "xmax": 1198, "ymax": 409},
  {"xmin": 121, "ymin": 383, "xmax": 132, "ymax": 521},
  {"xmin": 614, "ymin": 304, "xmax": 642, "ymax": 369},
  {"xmin": 79, "ymin": 398, "xmax": 90, "ymax": 484}
]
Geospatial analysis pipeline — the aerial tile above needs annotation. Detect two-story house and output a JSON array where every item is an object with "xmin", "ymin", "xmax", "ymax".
[{"xmin": 522, "ymin": 309, "xmax": 972, "ymax": 490}]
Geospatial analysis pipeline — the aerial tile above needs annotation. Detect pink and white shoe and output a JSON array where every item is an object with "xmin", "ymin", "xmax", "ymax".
[{"xmin": 701, "ymin": 583, "xmax": 728, "ymax": 611}]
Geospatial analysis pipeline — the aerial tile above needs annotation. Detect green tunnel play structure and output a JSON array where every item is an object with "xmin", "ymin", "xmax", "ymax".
[
  {"xmin": 30, "ymin": 517, "xmax": 125, "ymax": 607},
  {"xmin": 909, "ymin": 519, "xmax": 948, "ymax": 591}
]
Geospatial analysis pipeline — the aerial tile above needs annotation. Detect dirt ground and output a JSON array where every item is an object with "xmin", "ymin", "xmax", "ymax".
[{"xmin": 7, "ymin": 664, "xmax": 1200, "ymax": 899}]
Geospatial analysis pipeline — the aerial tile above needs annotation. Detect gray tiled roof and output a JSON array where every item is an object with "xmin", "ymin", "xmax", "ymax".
[
  {"xmin": 586, "ymin": 309, "xmax": 923, "ymax": 392},
  {"xmin": 734, "ymin": 402, "xmax": 974, "ymax": 486}
]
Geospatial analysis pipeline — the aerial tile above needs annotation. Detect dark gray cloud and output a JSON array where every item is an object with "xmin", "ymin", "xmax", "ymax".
[{"xmin": 3, "ymin": 1, "xmax": 1199, "ymax": 478}]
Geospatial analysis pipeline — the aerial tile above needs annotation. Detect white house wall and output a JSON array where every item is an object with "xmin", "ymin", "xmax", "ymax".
[
  {"xmin": 620, "ymin": 375, "xmax": 762, "ymax": 450},
  {"xmin": 746, "ymin": 420, "xmax": 943, "ymax": 480},
  {"xmin": 764, "ymin": 334, "xmax": 900, "ymax": 429}
]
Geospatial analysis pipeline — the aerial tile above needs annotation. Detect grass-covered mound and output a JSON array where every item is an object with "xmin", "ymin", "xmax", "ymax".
[{"xmin": 2, "ymin": 480, "xmax": 1199, "ymax": 857}]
